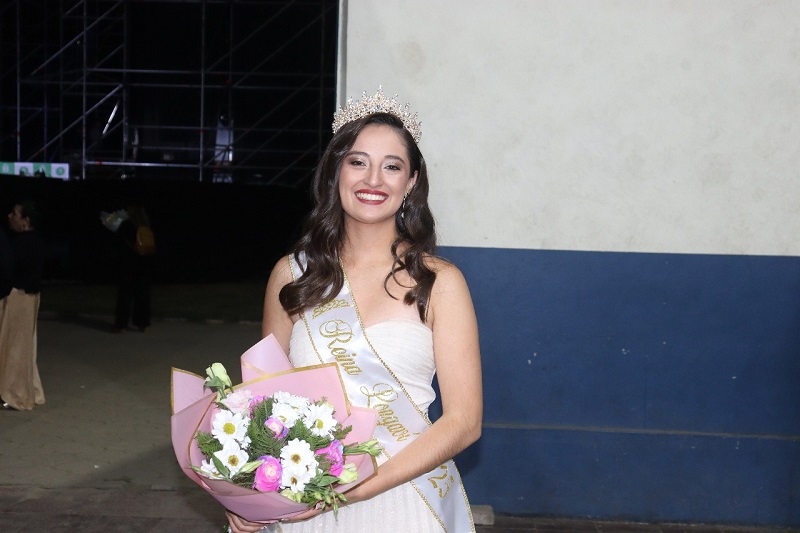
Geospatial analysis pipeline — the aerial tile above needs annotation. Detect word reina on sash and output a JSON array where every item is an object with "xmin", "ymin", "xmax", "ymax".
[{"xmin": 318, "ymin": 316, "xmax": 363, "ymax": 375}]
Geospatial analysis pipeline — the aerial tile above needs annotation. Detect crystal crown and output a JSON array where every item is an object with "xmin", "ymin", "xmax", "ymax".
[{"xmin": 332, "ymin": 86, "xmax": 422, "ymax": 144}]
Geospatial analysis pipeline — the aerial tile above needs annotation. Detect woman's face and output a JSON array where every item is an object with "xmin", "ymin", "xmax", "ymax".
[{"xmin": 338, "ymin": 124, "xmax": 417, "ymax": 228}]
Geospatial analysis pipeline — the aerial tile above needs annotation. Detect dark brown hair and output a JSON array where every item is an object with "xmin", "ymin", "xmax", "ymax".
[{"xmin": 279, "ymin": 113, "xmax": 437, "ymax": 321}]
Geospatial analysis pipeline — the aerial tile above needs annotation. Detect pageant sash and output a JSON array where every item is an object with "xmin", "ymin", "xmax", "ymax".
[{"xmin": 290, "ymin": 256, "xmax": 474, "ymax": 533}]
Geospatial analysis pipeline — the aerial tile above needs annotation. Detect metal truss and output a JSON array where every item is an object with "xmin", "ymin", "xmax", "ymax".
[{"xmin": 0, "ymin": 0, "xmax": 337, "ymax": 186}]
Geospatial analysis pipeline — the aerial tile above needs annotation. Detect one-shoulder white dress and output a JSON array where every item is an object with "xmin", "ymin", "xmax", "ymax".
[{"xmin": 269, "ymin": 318, "xmax": 446, "ymax": 533}]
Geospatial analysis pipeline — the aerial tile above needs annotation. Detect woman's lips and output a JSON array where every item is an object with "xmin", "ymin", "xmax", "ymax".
[{"xmin": 355, "ymin": 190, "xmax": 388, "ymax": 203}]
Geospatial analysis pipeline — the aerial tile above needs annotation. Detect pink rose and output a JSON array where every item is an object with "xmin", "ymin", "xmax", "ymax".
[
  {"xmin": 253, "ymin": 455, "xmax": 282, "ymax": 492},
  {"xmin": 315, "ymin": 440, "xmax": 344, "ymax": 477},
  {"xmin": 220, "ymin": 389, "xmax": 253, "ymax": 416},
  {"xmin": 265, "ymin": 416, "xmax": 289, "ymax": 439}
]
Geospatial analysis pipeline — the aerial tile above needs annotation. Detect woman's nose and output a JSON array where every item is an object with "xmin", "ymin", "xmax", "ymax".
[{"xmin": 364, "ymin": 167, "xmax": 382, "ymax": 186}]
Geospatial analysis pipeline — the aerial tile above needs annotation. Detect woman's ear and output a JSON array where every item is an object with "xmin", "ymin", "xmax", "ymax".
[{"xmin": 407, "ymin": 171, "xmax": 418, "ymax": 195}]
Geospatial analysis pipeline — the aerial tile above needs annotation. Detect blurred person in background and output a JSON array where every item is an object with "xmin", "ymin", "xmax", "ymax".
[
  {"xmin": 0, "ymin": 216, "xmax": 12, "ymax": 302},
  {"xmin": 101, "ymin": 204, "xmax": 155, "ymax": 333},
  {"xmin": 0, "ymin": 201, "xmax": 45, "ymax": 411}
]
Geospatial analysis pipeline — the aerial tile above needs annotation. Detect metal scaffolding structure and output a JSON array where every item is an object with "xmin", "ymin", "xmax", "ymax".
[{"xmin": 0, "ymin": 0, "xmax": 337, "ymax": 186}]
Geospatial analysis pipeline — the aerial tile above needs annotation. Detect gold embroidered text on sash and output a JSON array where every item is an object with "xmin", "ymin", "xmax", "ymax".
[
  {"xmin": 318, "ymin": 319, "xmax": 363, "ymax": 375},
  {"xmin": 312, "ymin": 291, "xmax": 414, "ymax": 441},
  {"xmin": 359, "ymin": 383, "xmax": 413, "ymax": 442},
  {"xmin": 428, "ymin": 464, "xmax": 455, "ymax": 498},
  {"xmin": 312, "ymin": 298, "xmax": 350, "ymax": 318}
]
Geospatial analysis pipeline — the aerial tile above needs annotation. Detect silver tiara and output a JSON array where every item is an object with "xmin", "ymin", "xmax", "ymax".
[{"xmin": 332, "ymin": 86, "xmax": 422, "ymax": 144}]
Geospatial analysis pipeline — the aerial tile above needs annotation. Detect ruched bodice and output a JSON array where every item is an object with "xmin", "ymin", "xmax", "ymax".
[{"xmin": 289, "ymin": 318, "xmax": 436, "ymax": 415}]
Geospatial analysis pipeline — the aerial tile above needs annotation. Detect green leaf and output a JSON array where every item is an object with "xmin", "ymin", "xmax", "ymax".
[
  {"xmin": 196, "ymin": 431, "xmax": 223, "ymax": 456},
  {"xmin": 212, "ymin": 455, "xmax": 231, "ymax": 479},
  {"xmin": 315, "ymin": 474, "xmax": 339, "ymax": 487}
]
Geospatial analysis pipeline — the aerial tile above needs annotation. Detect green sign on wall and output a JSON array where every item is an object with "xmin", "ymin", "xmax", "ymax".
[{"xmin": 0, "ymin": 162, "xmax": 70, "ymax": 179}]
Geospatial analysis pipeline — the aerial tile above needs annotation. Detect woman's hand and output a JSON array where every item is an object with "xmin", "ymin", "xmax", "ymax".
[
  {"xmin": 225, "ymin": 505, "xmax": 327, "ymax": 533},
  {"xmin": 281, "ymin": 506, "xmax": 325, "ymax": 522},
  {"xmin": 225, "ymin": 511, "xmax": 274, "ymax": 533}
]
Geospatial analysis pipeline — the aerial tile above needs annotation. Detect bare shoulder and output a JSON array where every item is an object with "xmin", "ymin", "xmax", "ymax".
[
  {"xmin": 263, "ymin": 255, "xmax": 297, "ymax": 343},
  {"xmin": 423, "ymin": 255, "xmax": 473, "ymax": 330},
  {"xmin": 268, "ymin": 254, "xmax": 295, "ymax": 287},
  {"xmin": 423, "ymin": 255, "xmax": 478, "ymax": 338},
  {"xmin": 424, "ymin": 255, "xmax": 468, "ymax": 292},
  {"xmin": 264, "ymin": 254, "xmax": 295, "ymax": 302}
]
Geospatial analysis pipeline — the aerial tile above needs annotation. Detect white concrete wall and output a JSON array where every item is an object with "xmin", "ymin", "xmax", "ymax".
[{"xmin": 338, "ymin": 0, "xmax": 800, "ymax": 256}]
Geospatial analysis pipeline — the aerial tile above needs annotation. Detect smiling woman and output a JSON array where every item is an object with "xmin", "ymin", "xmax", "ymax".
[
  {"xmin": 223, "ymin": 89, "xmax": 483, "ymax": 533},
  {"xmin": 338, "ymin": 124, "xmax": 417, "ymax": 229}
]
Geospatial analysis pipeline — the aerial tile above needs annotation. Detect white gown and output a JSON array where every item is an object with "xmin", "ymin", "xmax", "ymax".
[{"xmin": 270, "ymin": 318, "xmax": 445, "ymax": 533}]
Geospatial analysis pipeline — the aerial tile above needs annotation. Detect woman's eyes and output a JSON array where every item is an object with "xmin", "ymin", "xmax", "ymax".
[{"xmin": 347, "ymin": 159, "xmax": 402, "ymax": 171}]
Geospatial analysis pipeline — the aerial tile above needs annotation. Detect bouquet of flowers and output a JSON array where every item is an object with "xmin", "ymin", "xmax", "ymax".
[
  {"xmin": 197, "ymin": 364, "xmax": 380, "ymax": 514},
  {"xmin": 171, "ymin": 334, "xmax": 380, "ymax": 524}
]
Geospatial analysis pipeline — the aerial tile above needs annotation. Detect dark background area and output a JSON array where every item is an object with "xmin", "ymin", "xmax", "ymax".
[
  {"xmin": 0, "ymin": 1, "xmax": 338, "ymax": 282},
  {"xmin": 0, "ymin": 174, "xmax": 312, "ymax": 283}
]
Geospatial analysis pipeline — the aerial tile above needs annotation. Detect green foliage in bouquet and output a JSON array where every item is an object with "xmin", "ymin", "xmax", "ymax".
[
  {"xmin": 193, "ymin": 363, "xmax": 381, "ymax": 516},
  {"xmin": 197, "ymin": 431, "xmax": 223, "ymax": 456}
]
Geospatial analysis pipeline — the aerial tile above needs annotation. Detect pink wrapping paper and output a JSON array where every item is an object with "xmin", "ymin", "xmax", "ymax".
[{"xmin": 171, "ymin": 334, "xmax": 379, "ymax": 523}]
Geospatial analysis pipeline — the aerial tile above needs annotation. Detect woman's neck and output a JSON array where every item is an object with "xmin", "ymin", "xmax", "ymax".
[{"xmin": 339, "ymin": 220, "xmax": 402, "ymax": 269}]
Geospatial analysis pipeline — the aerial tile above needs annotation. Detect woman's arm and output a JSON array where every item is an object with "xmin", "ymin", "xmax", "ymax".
[
  {"xmin": 342, "ymin": 259, "xmax": 483, "ymax": 503},
  {"xmin": 261, "ymin": 256, "xmax": 295, "ymax": 353}
]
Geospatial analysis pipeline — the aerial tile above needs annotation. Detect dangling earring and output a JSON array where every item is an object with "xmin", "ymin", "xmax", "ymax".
[{"xmin": 401, "ymin": 193, "xmax": 408, "ymax": 219}]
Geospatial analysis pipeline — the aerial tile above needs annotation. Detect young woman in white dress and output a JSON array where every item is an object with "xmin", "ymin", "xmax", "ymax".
[{"xmin": 227, "ymin": 89, "xmax": 482, "ymax": 533}]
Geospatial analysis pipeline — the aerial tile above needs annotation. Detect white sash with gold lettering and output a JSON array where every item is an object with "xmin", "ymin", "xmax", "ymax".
[{"xmin": 290, "ymin": 257, "xmax": 474, "ymax": 533}]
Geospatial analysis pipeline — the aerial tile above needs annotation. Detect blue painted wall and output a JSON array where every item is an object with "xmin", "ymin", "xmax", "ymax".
[{"xmin": 439, "ymin": 246, "xmax": 800, "ymax": 527}]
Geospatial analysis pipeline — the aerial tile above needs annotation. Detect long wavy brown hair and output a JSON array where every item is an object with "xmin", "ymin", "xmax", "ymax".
[{"xmin": 279, "ymin": 112, "xmax": 437, "ymax": 321}]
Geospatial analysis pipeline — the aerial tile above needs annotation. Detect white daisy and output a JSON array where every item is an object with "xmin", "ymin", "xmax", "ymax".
[
  {"xmin": 280, "ymin": 438, "xmax": 317, "ymax": 472},
  {"xmin": 273, "ymin": 391, "xmax": 309, "ymax": 411},
  {"xmin": 303, "ymin": 401, "xmax": 337, "ymax": 437},
  {"xmin": 272, "ymin": 401, "xmax": 303, "ymax": 428},
  {"xmin": 211, "ymin": 409, "xmax": 249, "ymax": 445},
  {"xmin": 214, "ymin": 440, "xmax": 250, "ymax": 477},
  {"xmin": 281, "ymin": 463, "xmax": 315, "ymax": 494},
  {"xmin": 199, "ymin": 458, "xmax": 225, "ymax": 479}
]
